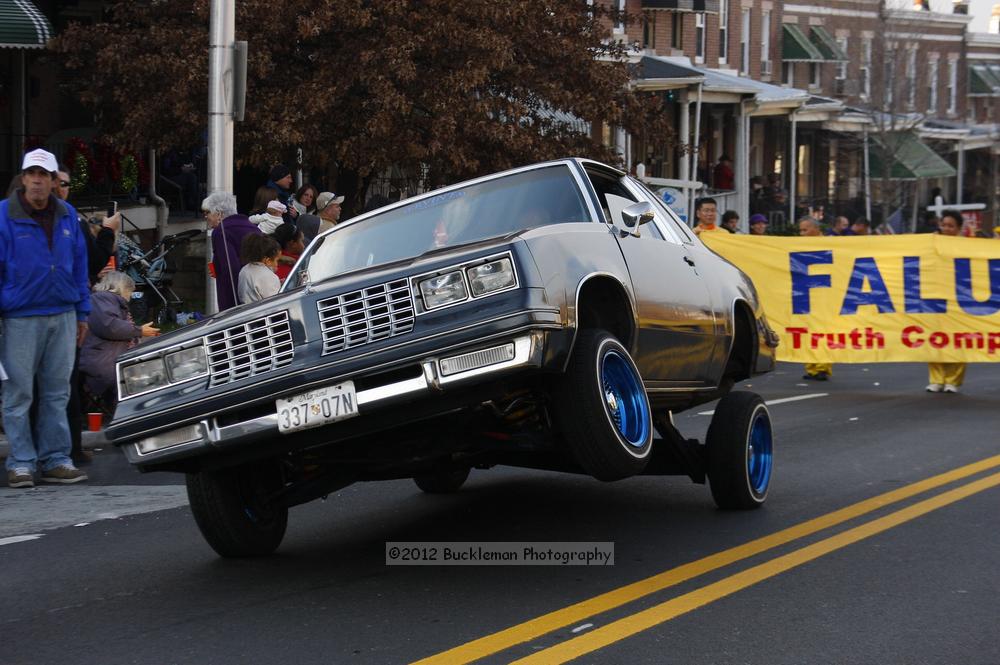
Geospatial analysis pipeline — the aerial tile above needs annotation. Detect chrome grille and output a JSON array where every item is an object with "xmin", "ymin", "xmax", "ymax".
[
  {"xmin": 206, "ymin": 311, "xmax": 294, "ymax": 387},
  {"xmin": 318, "ymin": 279, "xmax": 415, "ymax": 354}
]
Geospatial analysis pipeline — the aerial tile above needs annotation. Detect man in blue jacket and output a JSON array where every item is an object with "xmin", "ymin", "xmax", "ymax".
[{"xmin": 1, "ymin": 148, "xmax": 91, "ymax": 487}]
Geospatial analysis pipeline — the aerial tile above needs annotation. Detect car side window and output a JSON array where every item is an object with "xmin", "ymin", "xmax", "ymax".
[
  {"xmin": 585, "ymin": 170, "xmax": 665, "ymax": 241},
  {"xmin": 586, "ymin": 171, "xmax": 637, "ymax": 224}
]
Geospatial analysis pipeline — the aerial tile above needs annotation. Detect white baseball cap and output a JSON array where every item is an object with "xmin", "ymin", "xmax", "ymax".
[
  {"xmin": 316, "ymin": 192, "xmax": 345, "ymax": 213},
  {"xmin": 21, "ymin": 148, "xmax": 58, "ymax": 174}
]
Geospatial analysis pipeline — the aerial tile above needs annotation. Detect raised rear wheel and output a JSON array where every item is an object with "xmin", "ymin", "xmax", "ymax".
[{"xmin": 707, "ymin": 391, "xmax": 773, "ymax": 509}]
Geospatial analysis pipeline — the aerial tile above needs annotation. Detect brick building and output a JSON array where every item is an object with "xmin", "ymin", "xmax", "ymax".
[{"xmin": 598, "ymin": 0, "xmax": 1000, "ymax": 231}]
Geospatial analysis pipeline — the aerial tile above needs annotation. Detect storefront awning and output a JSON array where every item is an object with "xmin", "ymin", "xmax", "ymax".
[
  {"xmin": 642, "ymin": 0, "xmax": 720, "ymax": 13},
  {"xmin": 969, "ymin": 65, "xmax": 1000, "ymax": 96},
  {"xmin": 0, "ymin": 0, "xmax": 51, "ymax": 49},
  {"xmin": 782, "ymin": 24, "xmax": 825, "ymax": 62},
  {"xmin": 809, "ymin": 26, "xmax": 848, "ymax": 62},
  {"xmin": 869, "ymin": 132, "xmax": 957, "ymax": 180},
  {"xmin": 632, "ymin": 56, "xmax": 705, "ymax": 90}
]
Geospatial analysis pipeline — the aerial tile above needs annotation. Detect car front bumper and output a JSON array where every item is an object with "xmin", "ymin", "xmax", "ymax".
[{"xmin": 122, "ymin": 332, "xmax": 546, "ymax": 466}]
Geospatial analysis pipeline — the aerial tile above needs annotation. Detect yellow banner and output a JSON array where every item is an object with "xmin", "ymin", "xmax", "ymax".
[{"xmin": 701, "ymin": 233, "xmax": 1000, "ymax": 363}]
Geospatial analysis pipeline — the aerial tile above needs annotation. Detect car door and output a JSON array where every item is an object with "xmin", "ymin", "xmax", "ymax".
[{"xmin": 583, "ymin": 167, "xmax": 718, "ymax": 385}]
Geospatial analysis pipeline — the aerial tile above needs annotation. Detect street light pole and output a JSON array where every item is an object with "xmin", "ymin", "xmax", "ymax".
[{"xmin": 205, "ymin": 0, "xmax": 235, "ymax": 315}]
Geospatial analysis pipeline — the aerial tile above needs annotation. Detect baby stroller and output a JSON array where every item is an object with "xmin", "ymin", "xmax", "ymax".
[{"xmin": 117, "ymin": 226, "xmax": 201, "ymax": 326}]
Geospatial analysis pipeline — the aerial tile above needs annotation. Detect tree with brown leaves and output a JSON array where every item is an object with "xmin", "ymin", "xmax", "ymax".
[{"xmin": 53, "ymin": 0, "xmax": 672, "ymax": 210}]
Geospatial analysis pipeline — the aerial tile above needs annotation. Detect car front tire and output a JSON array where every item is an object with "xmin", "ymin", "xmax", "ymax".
[
  {"xmin": 186, "ymin": 460, "xmax": 288, "ymax": 557},
  {"xmin": 554, "ymin": 329, "xmax": 652, "ymax": 481},
  {"xmin": 707, "ymin": 391, "xmax": 773, "ymax": 509}
]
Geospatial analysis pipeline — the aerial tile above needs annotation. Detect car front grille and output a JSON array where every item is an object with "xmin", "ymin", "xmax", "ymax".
[
  {"xmin": 206, "ymin": 311, "xmax": 295, "ymax": 387},
  {"xmin": 317, "ymin": 279, "xmax": 416, "ymax": 355}
]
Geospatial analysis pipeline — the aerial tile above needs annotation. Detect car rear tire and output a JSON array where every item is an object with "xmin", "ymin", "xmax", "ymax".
[
  {"xmin": 414, "ymin": 468, "xmax": 471, "ymax": 494},
  {"xmin": 707, "ymin": 391, "xmax": 773, "ymax": 509},
  {"xmin": 554, "ymin": 329, "xmax": 652, "ymax": 481},
  {"xmin": 186, "ymin": 460, "xmax": 288, "ymax": 557}
]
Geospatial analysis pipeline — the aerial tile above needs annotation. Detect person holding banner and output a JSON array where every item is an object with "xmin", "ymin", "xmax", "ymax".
[
  {"xmin": 798, "ymin": 217, "xmax": 833, "ymax": 381},
  {"xmin": 926, "ymin": 211, "xmax": 967, "ymax": 393},
  {"xmin": 692, "ymin": 197, "xmax": 721, "ymax": 236}
]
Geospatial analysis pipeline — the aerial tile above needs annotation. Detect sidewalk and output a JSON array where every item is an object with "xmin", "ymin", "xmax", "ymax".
[{"xmin": 0, "ymin": 430, "xmax": 110, "ymax": 459}]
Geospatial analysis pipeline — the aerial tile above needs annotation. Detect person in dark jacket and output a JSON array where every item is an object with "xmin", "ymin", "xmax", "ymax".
[
  {"xmin": 202, "ymin": 191, "xmax": 262, "ymax": 311},
  {"xmin": 57, "ymin": 165, "xmax": 119, "ymax": 285},
  {"xmin": 265, "ymin": 164, "xmax": 297, "ymax": 223},
  {"xmin": 1, "ymin": 149, "xmax": 91, "ymax": 487},
  {"xmin": 79, "ymin": 272, "xmax": 159, "ymax": 407}
]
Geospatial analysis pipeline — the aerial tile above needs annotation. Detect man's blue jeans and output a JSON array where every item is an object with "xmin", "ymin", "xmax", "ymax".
[{"xmin": 2, "ymin": 311, "xmax": 77, "ymax": 472}]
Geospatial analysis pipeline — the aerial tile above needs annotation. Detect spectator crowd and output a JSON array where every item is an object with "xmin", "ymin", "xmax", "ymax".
[{"xmin": 1, "ymin": 150, "xmax": 994, "ymax": 488}]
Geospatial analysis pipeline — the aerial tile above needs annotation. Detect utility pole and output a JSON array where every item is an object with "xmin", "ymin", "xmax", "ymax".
[{"xmin": 205, "ymin": 0, "xmax": 235, "ymax": 315}]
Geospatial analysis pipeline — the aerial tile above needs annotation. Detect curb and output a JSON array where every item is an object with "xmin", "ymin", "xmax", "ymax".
[{"xmin": 0, "ymin": 430, "xmax": 110, "ymax": 459}]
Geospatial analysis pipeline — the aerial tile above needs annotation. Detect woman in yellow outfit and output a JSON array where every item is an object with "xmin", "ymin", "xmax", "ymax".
[
  {"xmin": 798, "ymin": 218, "xmax": 833, "ymax": 381},
  {"xmin": 926, "ymin": 211, "xmax": 966, "ymax": 394}
]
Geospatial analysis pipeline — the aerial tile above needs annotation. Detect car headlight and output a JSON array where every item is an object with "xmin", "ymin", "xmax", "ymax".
[
  {"xmin": 121, "ymin": 358, "xmax": 169, "ymax": 396},
  {"xmin": 165, "ymin": 346, "xmax": 208, "ymax": 382},
  {"xmin": 467, "ymin": 258, "xmax": 516, "ymax": 297},
  {"xmin": 419, "ymin": 270, "xmax": 469, "ymax": 309}
]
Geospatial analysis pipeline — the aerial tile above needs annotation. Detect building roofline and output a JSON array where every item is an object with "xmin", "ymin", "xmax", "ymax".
[{"xmin": 886, "ymin": 9, "xmax": 973, "ymax": 25}]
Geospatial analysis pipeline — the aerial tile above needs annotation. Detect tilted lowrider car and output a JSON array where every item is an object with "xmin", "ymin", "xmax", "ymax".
[{"xmin": 107, "ymin": 159, "xmax": 779, "ymax": 557}]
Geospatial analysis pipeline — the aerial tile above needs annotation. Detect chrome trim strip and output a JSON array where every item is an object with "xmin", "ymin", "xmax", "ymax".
[
  {"xmin": 356, "ymin": 373, "xmax": 431, "ymax": 405},
  {"xmin": 644, "ymin": 386, "xmax": 717, "ymax": 393}
]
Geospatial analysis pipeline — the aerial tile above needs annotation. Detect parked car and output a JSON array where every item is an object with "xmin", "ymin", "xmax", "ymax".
[{"xmin": 106, "ymin": 159, "xmax": 779, "ymax": 557}]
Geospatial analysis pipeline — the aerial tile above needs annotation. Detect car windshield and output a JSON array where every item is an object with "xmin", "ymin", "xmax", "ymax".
[{"xmin": 288, "ymin": 164, "xmax": 590, "ymax": 287}]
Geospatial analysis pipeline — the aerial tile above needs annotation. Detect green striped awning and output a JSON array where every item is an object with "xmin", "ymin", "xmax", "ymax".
[
  {"xmin": 969, "ymin": 65, "xmax": 1000, "ymax": 96},
  {"xmin": 869, "ymin": 133, "xmax": 956, "ymax": 181},
  {"xmin": 782, "ymin": 24, "xmax": 825, "ymax": 63},
  {"xmin": 809, "ymin": 26, "xmax": 848, "ymax": 63},
  {"xmin": 0, "ymin": 0, "xmax": 52, "ymax": 49}
]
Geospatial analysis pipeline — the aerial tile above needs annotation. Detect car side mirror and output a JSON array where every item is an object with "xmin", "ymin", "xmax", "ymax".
[{"xmin": 621, "ymin": 201, "xmax": 656, "ymax": 237}]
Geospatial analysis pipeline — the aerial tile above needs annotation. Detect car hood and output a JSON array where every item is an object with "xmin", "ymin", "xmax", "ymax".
[{"xmin": 118, "ymin": 233, "xmax": 527, "ymax": 363}]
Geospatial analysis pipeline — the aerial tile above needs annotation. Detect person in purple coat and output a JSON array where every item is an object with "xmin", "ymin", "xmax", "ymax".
[
  {"xmin": 79, "ymin": 271, "xmax": 160, "ymax": 407},
  {"xmin": 202, "ymin": 191, "xmax": 262, "ymax": 311}
]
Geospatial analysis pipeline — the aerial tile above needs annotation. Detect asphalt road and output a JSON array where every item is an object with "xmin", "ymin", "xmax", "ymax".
[{"xmin": 1, "ymin": 362, "xmax": 998, "ymax": 665}]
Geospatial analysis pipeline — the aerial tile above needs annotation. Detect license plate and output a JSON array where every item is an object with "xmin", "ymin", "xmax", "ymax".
[{"xmin": 276, "ymin": 381, "xmax": 359, "ymax": 434}]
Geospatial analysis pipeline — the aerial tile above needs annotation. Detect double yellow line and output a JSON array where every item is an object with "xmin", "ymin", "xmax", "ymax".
[{"xmin": 413, "ymin": 453, "xmax": 1000, "ymax": 665}]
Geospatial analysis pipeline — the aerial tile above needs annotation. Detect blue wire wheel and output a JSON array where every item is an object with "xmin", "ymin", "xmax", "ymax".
[
  {"xmin": 746, "ymin": 407, "xmax": 773, "ymax": 497},
  {"xmin": 600, "ymin": 349, "xmax": 651, "ymax": 449}
]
